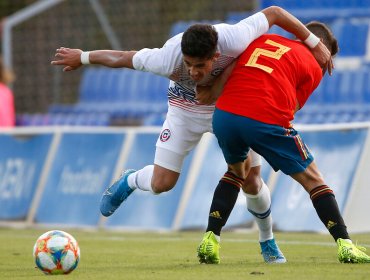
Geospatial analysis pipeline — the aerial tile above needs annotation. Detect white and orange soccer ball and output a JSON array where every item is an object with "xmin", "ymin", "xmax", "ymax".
[{"xmin": 33, "ymin": 230, "xmax": 80, "ymax": 275}]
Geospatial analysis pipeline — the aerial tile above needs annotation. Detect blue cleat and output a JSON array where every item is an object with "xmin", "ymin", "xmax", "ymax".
[
  {"xmin": 100, "ymin": 169, "xmax": 136, "ymax": 217},
  {"xmin": 260, "ymin": 238, "xmax": 287, "ymax": 264}
]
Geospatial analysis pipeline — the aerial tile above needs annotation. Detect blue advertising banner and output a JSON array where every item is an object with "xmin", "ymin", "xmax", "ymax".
[
  {"xmin": 0, "ymin": 134, "xmax": 53, "ymax": 220},
  {"xmin": 271, "ymin": 129, "xmax": 367, "ymax": 232},
  {"xmin": 105, "ymin": 132, "xmax": 194, "ymax": 230},
  {"xmin": 35, "ymin": 133, "xmax": 125, "ymax": 226}
]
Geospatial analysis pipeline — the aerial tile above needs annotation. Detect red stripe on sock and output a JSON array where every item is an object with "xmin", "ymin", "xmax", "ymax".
[
  {"xmin": 222, "ymin": 172, "xmax": 244, "ymax": 188},
  {"xmin": 225, "ymin": 172, "xmax": 244, "ymax": 183},
  {"xmin": 310, "ymin": 185, "xmax": 334, "ymax": 200}
]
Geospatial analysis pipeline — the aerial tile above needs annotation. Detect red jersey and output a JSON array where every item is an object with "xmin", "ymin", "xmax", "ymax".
[{"xmin": 216, "ymin": 34, "xmax": 323, "ymax": 128}]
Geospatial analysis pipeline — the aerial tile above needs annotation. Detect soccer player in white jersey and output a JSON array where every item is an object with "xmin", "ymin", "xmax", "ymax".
[{"xmin": 52, "ymin": 6, "xmax": 332, "ymax": 264}]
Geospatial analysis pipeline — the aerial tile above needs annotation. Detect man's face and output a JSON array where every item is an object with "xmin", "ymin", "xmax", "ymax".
[{"xmin": 183, "ymin": 53, "xmax": 219, "ymax": 83}]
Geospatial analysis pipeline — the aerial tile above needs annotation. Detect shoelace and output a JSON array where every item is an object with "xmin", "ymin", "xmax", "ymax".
[
  {"xmin": 205, "ymin": 240, "xmax": 219, "ymax": 253},
  {"xmin": 354, "ymin": 242, "xmax": 367, "ymax": 253},
  {"xmin": 264, "ymin": 242, "xmax": 278, "ymax": 254},
  {"xmin": 340, "ymin": 242, "xmax": 367, "ymax": 259},
  {"xmin": 262, "ymin": 242, "xmax": 284, "ymax": 260}
]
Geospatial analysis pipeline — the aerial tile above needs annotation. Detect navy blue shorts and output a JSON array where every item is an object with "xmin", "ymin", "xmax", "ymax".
[{"xmin": 213, "ymin": 108, "xmax": 314, "ymax": 175}]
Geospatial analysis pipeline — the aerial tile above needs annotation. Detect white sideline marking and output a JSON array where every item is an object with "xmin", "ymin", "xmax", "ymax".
[
  {"xmin": 2, "ymin": 232, "xmax": 369, "ymax": 247},
  {"xmin": 80, "ymin": 237, "xmax": 339, "ymax": 247}
]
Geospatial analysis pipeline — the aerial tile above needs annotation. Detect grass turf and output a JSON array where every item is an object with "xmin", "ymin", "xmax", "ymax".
[{"xmin": 0, "ymin": 228, "xmax": 369, "ymax": 280}]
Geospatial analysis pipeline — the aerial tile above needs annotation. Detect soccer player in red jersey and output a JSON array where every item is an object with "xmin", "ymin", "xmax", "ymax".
[{"xmin": 198, "ymin": 21, "xmax": 370, "ymax": 264}]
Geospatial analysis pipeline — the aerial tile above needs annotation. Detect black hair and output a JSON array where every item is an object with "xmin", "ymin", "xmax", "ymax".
[
  {"xmin": 306, "ymin": 21, "xmax": 339, "ymax": 56},
  {"xmin": 181, "ymin": 24, "xmax": 218, "ymax": 59}
]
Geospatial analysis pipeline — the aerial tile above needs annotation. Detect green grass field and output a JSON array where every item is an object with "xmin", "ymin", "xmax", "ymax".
[{"xmin": 0, "ymin": 228, "xmax": 369, "ymax": 280}]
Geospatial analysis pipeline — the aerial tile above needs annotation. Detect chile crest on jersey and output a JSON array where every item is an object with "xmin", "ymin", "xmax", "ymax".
[{"xmin": 160, "ymin": 129, "xmax": 171, "ymax": 142}]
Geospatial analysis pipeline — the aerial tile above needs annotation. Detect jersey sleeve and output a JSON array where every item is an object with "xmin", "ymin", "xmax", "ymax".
[
  {"xmin": 215, "ymin": 12, "xmax": 269, "ymax": 57},
  {"xmin": 132, "ymin": 34, "xmax": 182, "ymax": 77}
]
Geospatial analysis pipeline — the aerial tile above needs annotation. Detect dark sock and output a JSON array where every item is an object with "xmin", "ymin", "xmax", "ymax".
[
  {"xmin": 206, "ymin": 171, "xmax": 242, "ymax": 236},
  {"xmin": 310, "ymin": 185, "xmax": 350, "ymax": 241}
]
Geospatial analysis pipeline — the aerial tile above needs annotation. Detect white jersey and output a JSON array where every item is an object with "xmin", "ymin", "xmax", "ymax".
[{"xmin": 132, "ymin": 12, "xmax": 269, "ymax": 115}]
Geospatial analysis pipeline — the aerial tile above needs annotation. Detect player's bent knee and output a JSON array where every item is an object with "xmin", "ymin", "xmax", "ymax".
[
  {"xmin": 152, "ymin": 163, "xmax": 180, "ymax": 193},
  {"xmin": 243, "ymin": 167, "xmax": 262, "ymax": 194},
  {"xmin": 151, "ymin": 177, "xmax": 177, "ymax": 193}
]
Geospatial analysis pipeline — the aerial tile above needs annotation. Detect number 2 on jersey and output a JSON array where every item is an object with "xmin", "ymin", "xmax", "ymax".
[{"xmin": 245, "ymin": 39, "xmax": 291, "ymax": 74}]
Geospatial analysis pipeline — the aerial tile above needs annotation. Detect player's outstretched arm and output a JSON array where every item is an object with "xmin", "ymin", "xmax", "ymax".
[
  {"xmin": 261, "ymin": 6, "xmax": 333, "ymax": 75},
  {"xmin": 51, "ymin": 47, "xmax": 137, "ymax": 72}
]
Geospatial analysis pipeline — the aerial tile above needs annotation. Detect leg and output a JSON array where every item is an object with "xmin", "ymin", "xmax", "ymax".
[
  {"xmin": 151, "ymin": 165, "xmax": 179, "ymax": 193},
  {"xmin": 205, "ymin": 158, "xmax": 248, "ymax": 236},
  {"xmin": 100, "ymin": 106, "xmax": 209, "ymax": 216},
  {"xmin": 100, "ymin": 148, "xmax": 184, "ymax": 217},
  {"xmin": 243, "ymin": 154, "xmax": 271, "ymax": 241},
  {"xmin": 128, "ymin": 164, "xmax": 180, "ymax": 193},
  {"xmin": 244, "ymin": 169, "xmax": 271, "ymax": 241},
  {"xmin": 207, "ymin": 111, "xmax": 286, "ymax": 263},
  {"xmin": 243, "ymin": 151, "xmax": 286, "ymax": 263},
  {"xmin": 129, "ymin": 147, "xmax": 185, "ymax": 194},
  {"xmin": 198, "ymin": 151, "xmax": 284, "ymax": 264},
  {"xmin": 248, "ymin": 126, "xmax": 350, "ymax": 245},
  {"xmin": 291, "ymin": 161, "xmax": 370, "ymax": 263},
  {"xmin": 201, "ymin": 109, "xmax": 281, "ymax": 263},
  {"xmin": 197, "ymin": 165, "xmax": 244, "ymax": 264},
  {"xmin": 213, "ymin": 111, "xmax": 369, "ymax": 263},
  {"xmin": 291, "ymin": 161, "xmax": 349, "ymax": 241}
]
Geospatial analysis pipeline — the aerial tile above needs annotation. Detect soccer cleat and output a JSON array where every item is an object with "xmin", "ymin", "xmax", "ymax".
[
  {"xmin": 337, "ymin": 238, "xmax": 370, "ymax": 263},
  {"xmin": 100, "ymin": 169, "xmax": 136, "ymax": 217},
  {"xmin": 197, "ymin": 231, "xmax": 220, "ymax": 264},
  {"xmin": 260, "ymin": 238, "xmax": 287, "ymax": 264}
]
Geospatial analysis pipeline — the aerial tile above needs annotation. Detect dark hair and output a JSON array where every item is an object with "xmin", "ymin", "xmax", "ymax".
[
  {"xmin": 306, "ymin": 21, "xmax": 339, "ymax": 56},
  {"xmin": 181, "ymin": 24, "xmax": 218, "ymax": 59}
]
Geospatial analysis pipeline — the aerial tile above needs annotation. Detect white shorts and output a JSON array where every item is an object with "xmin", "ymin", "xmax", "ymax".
[{"xmin": 154, "ymin": 105, "xmax": 262, "ymax": 172}]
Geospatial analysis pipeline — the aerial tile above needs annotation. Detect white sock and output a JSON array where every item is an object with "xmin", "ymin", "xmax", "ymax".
[
  {"xmin": 244, "ymin": 181, "xmax": 273, "ymax": 242},
  {"xmin": 127, "ymin": 165, "xmax": 154, "ymax": 192}
]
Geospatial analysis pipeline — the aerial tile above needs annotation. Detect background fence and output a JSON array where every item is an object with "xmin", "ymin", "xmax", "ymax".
[
  {"xmin": 1, "ymin": 0, "xmax": 255, "ymax": 115},
  {"xmin": 2, "ymin": 0, "xmax": 370, "ymax": 127}
]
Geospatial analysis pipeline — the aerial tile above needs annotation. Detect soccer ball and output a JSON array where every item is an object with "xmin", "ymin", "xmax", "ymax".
[{"xmin": 33, "ymin": 230, "xmax": 80, "ymax": 275}]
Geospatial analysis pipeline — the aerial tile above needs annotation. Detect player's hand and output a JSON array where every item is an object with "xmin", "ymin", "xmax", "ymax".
[
  {"xmin": 195, "ymin": 85, "xmax": 217, "ymax": 105},
  {"xmin": 310, "ymin": 41, "xmax": 334, "ymax": 76},
  {"xmin": 51, "ymin": 47, "xmax": 83, "ymax": 72}
]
